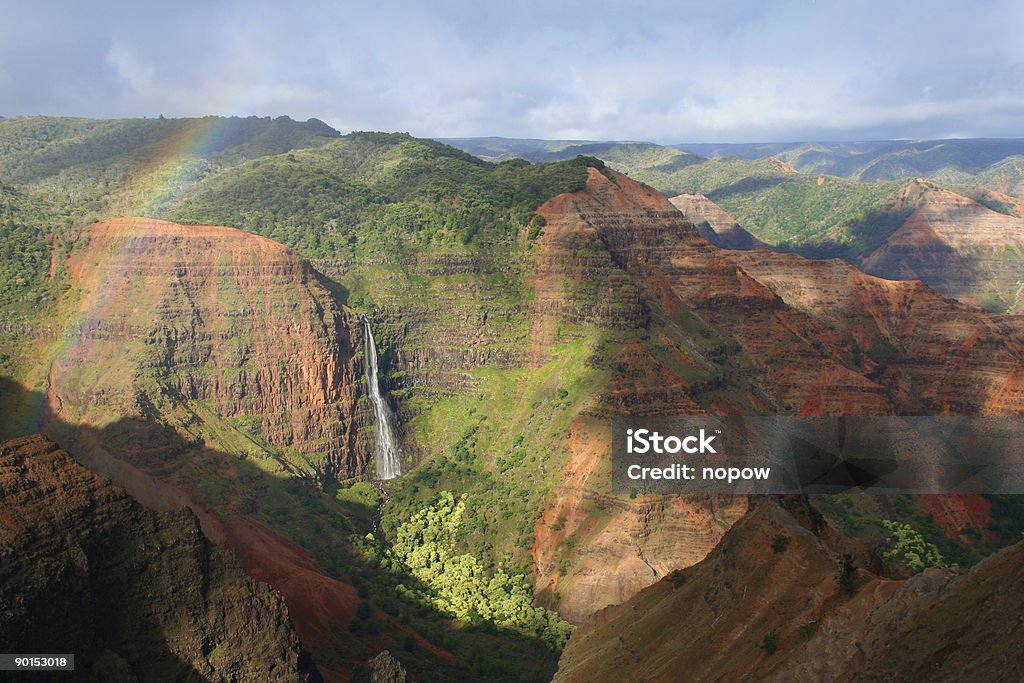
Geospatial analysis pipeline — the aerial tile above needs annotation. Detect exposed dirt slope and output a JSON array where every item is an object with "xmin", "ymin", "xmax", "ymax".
[{"xmin": 555, "ymin": 497, "xmax": 1024, "ymax": 682}]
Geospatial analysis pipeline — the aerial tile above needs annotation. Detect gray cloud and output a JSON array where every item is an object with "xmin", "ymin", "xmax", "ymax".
[{"xmin": 1, "ymin": 0, "xmax": 1021, "ymax": 142}]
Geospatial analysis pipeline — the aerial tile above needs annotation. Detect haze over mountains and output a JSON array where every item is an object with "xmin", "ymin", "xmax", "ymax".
[
  {"xmin": 441, "ymin": 136, "xmax": 1024, "ymax": 186},
  {"xmin": 2, "ymin": 115, "xmax": 1024, "ymax": 682}
]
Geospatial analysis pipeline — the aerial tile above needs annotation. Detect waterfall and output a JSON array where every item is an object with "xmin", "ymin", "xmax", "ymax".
[{"xmin": 361, "ymin": 315, "xmax": 401, "ymax": 480}]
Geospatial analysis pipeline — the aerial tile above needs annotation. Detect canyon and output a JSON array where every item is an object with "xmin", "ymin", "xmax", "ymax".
[{"xmin": 2, "ymin": 121, "xmax": 1023, "ymax": 681}]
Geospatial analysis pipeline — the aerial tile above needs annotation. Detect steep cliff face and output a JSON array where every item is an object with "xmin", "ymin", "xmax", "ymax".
[
  {"xmin": 0, "ymin": 434, "xmax": 317, "ymax": 682},
  {"xmin": 46, "ymin": 217, "xmax": 363, "ymax": 480},
  {"xmin": 19, "ymin": 218, "xmax": 438, "ymax": 680},
  {"xmin": 859, "ymin": 179, "xmax": 1024, "ymax": 311},
  {"xmin": 554, "ymin": 498, "xmax": 1024, "ymax": 683},
  {"xmin": 668, "ymin": 193, "xmax": 765, "ymax": 250},
  {"xmin": 529, "ymin": 168, "xmax": 1024, "ymax": 621}
]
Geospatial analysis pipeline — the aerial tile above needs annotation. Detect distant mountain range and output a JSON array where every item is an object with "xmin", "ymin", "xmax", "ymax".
[
  {"xmin": 441, "ymin": 135, "xmax": 1024, "ymax": 312},
  {"xmin": 439, "ymin": 136, "xmax": 1024, "ymax": 185}
]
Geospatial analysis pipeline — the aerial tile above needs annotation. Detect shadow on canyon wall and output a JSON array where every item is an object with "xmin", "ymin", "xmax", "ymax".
[{"xmin": 0, "ymin": 376, "xmax": 561, "ymax": 683}]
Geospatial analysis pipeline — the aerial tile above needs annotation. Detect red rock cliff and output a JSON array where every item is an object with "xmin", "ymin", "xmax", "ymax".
[
  {"xmin": 530, "ymin": 168, "xmax": 1024, "ymax": 622},
  {"xmin": 47, "ymin": 217, "xmax": 363, "ymax": 479}
]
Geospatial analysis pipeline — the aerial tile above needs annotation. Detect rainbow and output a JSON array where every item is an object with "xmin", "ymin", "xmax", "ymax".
[
  {"xmin": 129, "ymin": 115, "xmax": 241, "ymax": 218},
  {"xmin": 26, "ymin": 117, "xmax": 244, "ymax": 433}
]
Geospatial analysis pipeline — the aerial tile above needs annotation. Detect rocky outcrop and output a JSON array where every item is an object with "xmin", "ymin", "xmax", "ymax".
[
  {"xmin": 0, "ymin": 434, "xmax": 318, "ymax": 682},
  {"xmin": 532, "ymin": 417, "xmax": 747, "ymax": 623},
  {"xmin": 46, "ymin": 217, "xmax": 363, "ymax": 480},
  {"xmin": 668, "ymin": 193, "xmax": 765, "ymax": 250},
  {"xmin": 554, "ymin": 497, "xmax": 1024, "ymax": 682},
  {"xmin": 859, "ymin": 179, "xmax": 1024, "ymax": 311}
]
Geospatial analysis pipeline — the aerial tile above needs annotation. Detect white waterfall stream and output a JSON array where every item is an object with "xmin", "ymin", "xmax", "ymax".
[{"xmin": 361, "ymin": 316, "xmax": 401, "ymax": 480}]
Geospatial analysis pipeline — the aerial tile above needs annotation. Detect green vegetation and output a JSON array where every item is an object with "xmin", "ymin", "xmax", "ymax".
[
  {"xmin": 812, "ymin": 493, "xmax": 1008, "ymax": 569},
  {"xmin": 760, "ymin": 629, "xmax": 780, "ymax": 655},
  {"xmin": 771, "ymin": 533, "xmax": 791, "ymax": 554},
  {"xmin": 612, "ymin": 156, "xmax": 909, "ymax": 257},
  {"xmin": 500, "ymin": 138, "xmax": 1024, "ymax": 183},
  {"xmin": 383, "ymin": 333, "xmax": 610, "ymax": 572},
  {"xmin": 171, "ymin": 133, "xmax": 596, "ymax": 258},
  {"xmin": 836, "ymin": 554, "xmax": 859, "ymax": 595},
  {"xmin": 524, "ymin": 142, "xmax": 703, "ymax": 176},
  {"xmin": 666, "ymin": 569, "xmax": 687, "ymax": 588},
  {"xmin": 386, "ymin": 492, "xmax": 572, "ymax": 650},
  {"xmin": 0, "ymin": 183, "xmax": 55, "ymax": 304},
  {"xmin": 0, "ymin": 115, "xmax": 339, "ymax": 223},
  {"xmin": 881, "ymin": 520, "xmax": 946, "ymax": 574}
]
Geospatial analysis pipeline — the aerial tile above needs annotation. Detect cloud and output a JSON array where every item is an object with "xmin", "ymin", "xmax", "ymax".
[
  {"xmin": 1, "ymin": 0, "xmax": 1023, "ymax": 141},
  {"xmin": 106, "ymin": 42, "xmax": 155, "ymax": 94}
]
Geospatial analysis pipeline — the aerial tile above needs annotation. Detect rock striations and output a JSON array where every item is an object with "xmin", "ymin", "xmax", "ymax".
[
  {"xmin": 47, "ymin": 217, "xmax": 363, "ymax": 479},
  {"xmin": 859, "ymin": 179, "xmax": 1024, "ymax": 312},
  {"xmin": 529, "ymin": 168, "xmax": 1024, "ymax": 621}
]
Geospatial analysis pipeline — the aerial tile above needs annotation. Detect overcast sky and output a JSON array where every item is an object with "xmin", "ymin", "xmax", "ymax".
[{"xmin": 1, "ymin": 0, "xmax": 1022, "ymax": 142}]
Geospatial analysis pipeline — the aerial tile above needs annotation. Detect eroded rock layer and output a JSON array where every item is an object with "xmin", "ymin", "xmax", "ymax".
[
  {"xmin": 529, "ymin": 168, "xmax": 1024, "ymax": 620},
  {"xmin": 47, "ymin": 217, "xmax": 362, "ymax": 479}
]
